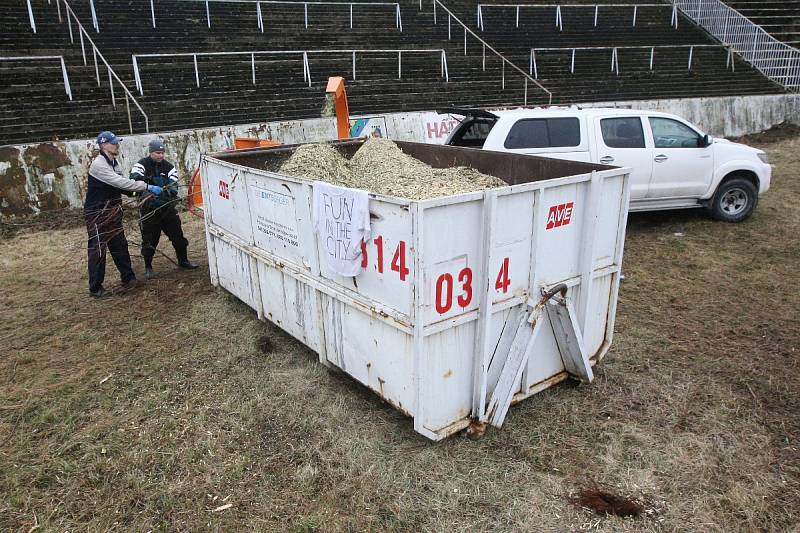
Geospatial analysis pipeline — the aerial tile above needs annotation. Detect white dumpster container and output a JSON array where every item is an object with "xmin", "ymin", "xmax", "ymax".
[{"xmin": 200, "ymin": 140, "xmax": 631, "ymax": 441}]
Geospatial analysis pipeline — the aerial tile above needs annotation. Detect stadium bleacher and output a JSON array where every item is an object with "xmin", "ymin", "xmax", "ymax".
[
  {"xmin": 724, "ymin": 1, "xmax": 800, "ymax": 48},
  {"xmin": 0, "ymin": 0, "xmax": 787, "ymax": 146}
]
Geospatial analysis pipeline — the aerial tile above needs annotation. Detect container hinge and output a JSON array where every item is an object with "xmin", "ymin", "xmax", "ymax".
[{"xmin": 546, "ymin": 292, "xmax": 594, "ymax": 384}]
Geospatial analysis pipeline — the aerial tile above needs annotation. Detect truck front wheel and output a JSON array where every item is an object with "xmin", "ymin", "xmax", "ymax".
[{"xmin": 709, "ymin": 177, "xmax": 758, "ymax": 222}]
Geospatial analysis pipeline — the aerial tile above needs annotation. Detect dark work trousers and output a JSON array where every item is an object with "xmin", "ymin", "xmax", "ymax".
[
  {"xmin": 139, "ymin": 205, "xmax": 189, "ymax": 267},
  {"xmin": 85, "ymin": 201, "xmax": 135, "ymax": 293}
]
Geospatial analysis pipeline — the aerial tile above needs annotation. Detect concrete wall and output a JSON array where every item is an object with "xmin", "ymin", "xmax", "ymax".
[{"xmin": 2, "ymin": 93, "xmax": 798, "ymax": 218}]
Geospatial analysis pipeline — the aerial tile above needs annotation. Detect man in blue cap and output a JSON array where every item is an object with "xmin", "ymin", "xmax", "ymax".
[
  {"xmin": 130, "ymin": 138, "xmax": 198, "ymax": 279},
  {"xmin": 84, "ymin": 131, "xmax": 163, "ymax": 297}
]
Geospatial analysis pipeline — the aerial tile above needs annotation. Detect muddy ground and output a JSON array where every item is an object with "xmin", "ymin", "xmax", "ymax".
[{"xmin": 0, "ymin": 136, "xmax": 798, "ymax": 531}]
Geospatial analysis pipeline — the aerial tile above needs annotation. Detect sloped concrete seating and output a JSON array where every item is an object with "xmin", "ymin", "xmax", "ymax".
[
  {"xmin": 0, "ymin": 0, "xmax": 786, "ymax": 146},
  {"xmin": 724, "ymin": 1, "xmax": 800, "ymax": 48}
]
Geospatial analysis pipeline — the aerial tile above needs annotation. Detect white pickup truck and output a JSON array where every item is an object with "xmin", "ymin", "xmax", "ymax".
[{"xmin": 442, "ymin": 107, "xmax": 772, "ymax": 222}]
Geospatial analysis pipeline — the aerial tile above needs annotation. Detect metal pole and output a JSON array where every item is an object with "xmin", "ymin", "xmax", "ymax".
[
  {"xmin": 533, "ymin": 49, "xmax": 538, "ymax": 78},
  {"xmin": 206, "ymin": 1, "xmax": 211, "ymax": 28},
  {"xmin": 502, "ymin": 61, "xmax": 505, "ymax": 89},
  {"xmin": 524, "ymin": 78, "xmax": 527, "ymax": 106},
  {"xmin": 352, "ymin": 50, "xmax": 356, "ymax": 80},
  {"xmin": 126, "ymin": 94, "xmax": 133, "ymax": 134},
  {"xmin": 133, "ymin": 55, "xmax": 142, "ymax": 94},
  {"xmin": 442, "ymin": 50, "xmax": 448, "ymax": 82},
  {"xmin": 570, "ymin": 48, "xmax": 575, "ymax": 73},
  {"xmin": 60, "ymin": 57, "xmax": 72, "ymax": 100},
  {"xmin": 650, "ymin": 46, "xmax": 654, "ymax": 69},
  {"xmin": 194, "ymin": 54, "xmax": 200, "ymax": 87},
  {"xmin": 93, "ymin": 47, "xmax": 100, "ymax": 86},
  {"xmin": 257, "ymin": 2, "xmax": 263, "ymax": 31},
  {"xmin": 151, "ymin": 0, "xmax": 156, "ymax": 28},
  {"xmin": 632, "ymin": 5, "xmax": 637, "ymax": 27},
  {"xmin": 79, "ymin": 26, "xmax": 86, "ymax": 65},
  {"xmin": 433, "ymin": 0, "xmax": 436, "ymax": 24},
  {"xmin": 251, "ymin": 53, "xmax": 256, "ymax": 84},
  {"xmin": 398, "ymin": 50, "xmax": 401, "ymax": 79},
  {"xmin": 350, "ymin": 4, "xmax": 353, "ymax": 29},
  {"xmin": 90, "ymin": 0, "xmax": 99, "ymax": 32},
  {"xmin": 304, "ymin": 2, "xmax": 308, "ymax": 28},
  {"xmin": 67, "ymin": 8, "xmax": 73, "ymax": 43},
  {"xmin": 483, "ymin": 43, "xmax": 485, "ymax": 71},
  {"xmin": 448, "ymin": 14, "xmax": 450, "ymax": 40},
  {"xmin": 515, "ymin": 5, "xmax": 519, "ymax": 28},
  {"xmin": 26, "ymin": 0, "xmax": 36, "ymax": 33},
  {"xmin": 108, "ymin": 67, "xmax": 115, "ymax": 107},
  {"xmin": 556, "ymin": 5, "xmax": 562, "ymax": 31},
  {"xmin": 594, "ymin": 5, "xmax": 598, "ymax": 27},
  {"xmin": 56, "ymin": 0, "xmax": 61, "ymax": 23},
  {"xmin": 464, "ymin": 27, "xmax": 467, "ymax": 55}
]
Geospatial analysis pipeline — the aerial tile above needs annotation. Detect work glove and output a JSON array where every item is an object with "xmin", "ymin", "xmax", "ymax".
[{"xmin": 147, "ymin": 184, "xmax": 163, "ymax": 195}]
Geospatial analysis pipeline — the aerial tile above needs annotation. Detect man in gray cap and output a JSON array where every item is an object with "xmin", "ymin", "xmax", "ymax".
[{"xmin": 130, "ymin": 138, "xmax": 198, "ymax": 279}]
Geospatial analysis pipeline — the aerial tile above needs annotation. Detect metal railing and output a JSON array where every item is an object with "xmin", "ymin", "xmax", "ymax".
[
  {"xmin": 476, "ymin": 3, "xmax": 679, "ymax": 31},
  {"xmin": 0, "ymin": 56, "xmax": 73, "ymax": 100},
  {"xmin": 529, "ymin": 44, "xmax": 735, "ymax": 77},
  {"xmin": 83, "ymin": 0, "xmax": 405, "ymax": 31},
  {"xmin": 673, "ymin": 0, "xmax": 800, "ymax": 89},
  {"xmin": 54, "ymin": 0, "xmax": 149, "ymax": 132},
  {"xmin": 132, "ymin": 48, "xmax": 448, "ymax": 94},
  {"xmin": 428, "ymin": 0, "xmax": 552, "ymax": 104}
]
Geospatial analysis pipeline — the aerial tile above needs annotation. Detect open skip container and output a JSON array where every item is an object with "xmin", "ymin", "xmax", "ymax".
[{"xmin": 200, "ymin": 140, "xmax": 631, "ymax": 441}]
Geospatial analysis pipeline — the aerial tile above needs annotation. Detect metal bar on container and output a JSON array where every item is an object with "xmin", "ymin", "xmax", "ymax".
[
  {"xmin": 151, "ymin": 0, "xmax": 156, "ymax": 28},
  {"xmin": 194, "ymin": 54, "xmax": 200, "ymax": 87},
  {"xmin": 26, "ymin": 0, "xmax": 36, "ymax": 33},
  {"xmin": 411, "ymin": 203, "xmax": 427, "ymax": 439},
  {"xmin": 108, "ymin": 67, "xmax": 115, "ymax": 107},
  {"xmin": 60, "ymin": 56, "xmax": 72, "ymax": 100},
  {"xmin": 471, "ymin": 189, "xmax": 497, "ymax": 421},
  {"xmin": 577, "ymin": 171, "xmax": 602, "ymax": 336}
]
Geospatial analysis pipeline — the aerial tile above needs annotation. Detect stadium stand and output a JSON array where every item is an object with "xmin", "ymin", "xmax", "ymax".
[
  {"xmin": 0, "ymin": 0, "xmax": 787, "ymax": 146},
  {"xmin": 723, "ymin": 1, "xmax": 800, "ymax": 48}
]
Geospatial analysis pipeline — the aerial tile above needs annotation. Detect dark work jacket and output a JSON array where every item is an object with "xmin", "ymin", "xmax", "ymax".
[{"xmin": 130, "ymin": 157, "xmax": 179, "ymax": 210}]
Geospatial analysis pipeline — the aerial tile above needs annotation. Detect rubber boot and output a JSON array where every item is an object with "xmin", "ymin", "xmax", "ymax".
[
  {"xmin": 144, "ymin": 257, "xmax": 155, "ymax": 280},
  {"xmin": 176, "ymin": 247, "xmax": 198, "ymax": 270}
]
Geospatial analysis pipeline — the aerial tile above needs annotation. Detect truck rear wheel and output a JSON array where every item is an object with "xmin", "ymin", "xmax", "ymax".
[{"xmin": 709, "ymin": 177, "xmax": 758, "ymax": 222}]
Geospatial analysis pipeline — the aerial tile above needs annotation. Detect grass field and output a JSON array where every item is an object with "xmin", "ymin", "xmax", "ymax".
[{"xmin": 1, "ymin": 136, "xmax": 798, "ymax": 531}]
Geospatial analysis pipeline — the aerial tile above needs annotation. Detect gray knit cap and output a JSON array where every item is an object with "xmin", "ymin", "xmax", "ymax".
[{"xmin": 148, "ymin": 139, "xmax": 166, "ymax": 153}]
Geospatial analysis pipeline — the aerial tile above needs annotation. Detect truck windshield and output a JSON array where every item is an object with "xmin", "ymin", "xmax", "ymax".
[{"xmin": 447, "ymin": 118, "xmax": 497, "ymax": 148}]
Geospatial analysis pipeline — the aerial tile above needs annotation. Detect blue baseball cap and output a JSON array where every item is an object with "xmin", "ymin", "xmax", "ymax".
[{"xmin": 97, "ymin": 131, "xmax": 121, "ymax": 145}]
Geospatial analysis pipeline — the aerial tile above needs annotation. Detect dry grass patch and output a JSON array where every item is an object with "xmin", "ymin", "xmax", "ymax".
[{"xmin": 1, "ymin": 136, "xmax": 799, "ymax": 531}]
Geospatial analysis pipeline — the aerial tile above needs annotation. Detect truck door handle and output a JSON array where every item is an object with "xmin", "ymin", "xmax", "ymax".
[
  {"xmin": 654, "ymin": 154, "xmax": 668, "ymax": 163},
  {"xmin": 599, "ymin": 156, "xmax": 614, "ymax": 164}
]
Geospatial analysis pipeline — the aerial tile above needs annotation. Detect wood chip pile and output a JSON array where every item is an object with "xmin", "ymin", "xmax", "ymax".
[{"xmin": 277, "ymin": 138, "xmax": 506, "ymax": 200}]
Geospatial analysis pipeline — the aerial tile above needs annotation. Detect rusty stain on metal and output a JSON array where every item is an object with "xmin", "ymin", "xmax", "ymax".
[{"xmin": 465, "ymin": 419, "xmax": 488, "ymax": 440}]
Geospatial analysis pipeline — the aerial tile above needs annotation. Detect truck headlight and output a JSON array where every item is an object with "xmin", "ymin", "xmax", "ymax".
[{"xmin": 757, "ymin": 152, "xmax": 769, "ymax": 164}]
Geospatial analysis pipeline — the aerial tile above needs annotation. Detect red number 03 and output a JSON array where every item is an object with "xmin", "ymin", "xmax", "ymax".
[{"xmin": 435, "ymin": 267, "xmax": 473, "ymax": 314}]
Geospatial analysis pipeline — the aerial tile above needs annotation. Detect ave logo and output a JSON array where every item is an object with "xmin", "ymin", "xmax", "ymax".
[
  {"xmin": 546, "ymin": 202, "xmax": 574, "ymax": 230},
  {"xmin": 218, "ymin": 180, "xmax": 230, "ymax": 199}
]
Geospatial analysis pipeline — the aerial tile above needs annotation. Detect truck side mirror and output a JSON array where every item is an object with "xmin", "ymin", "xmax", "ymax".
[{"xmin": 702, "ymin": 134, "xmax": 712, "ymax": 147}]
